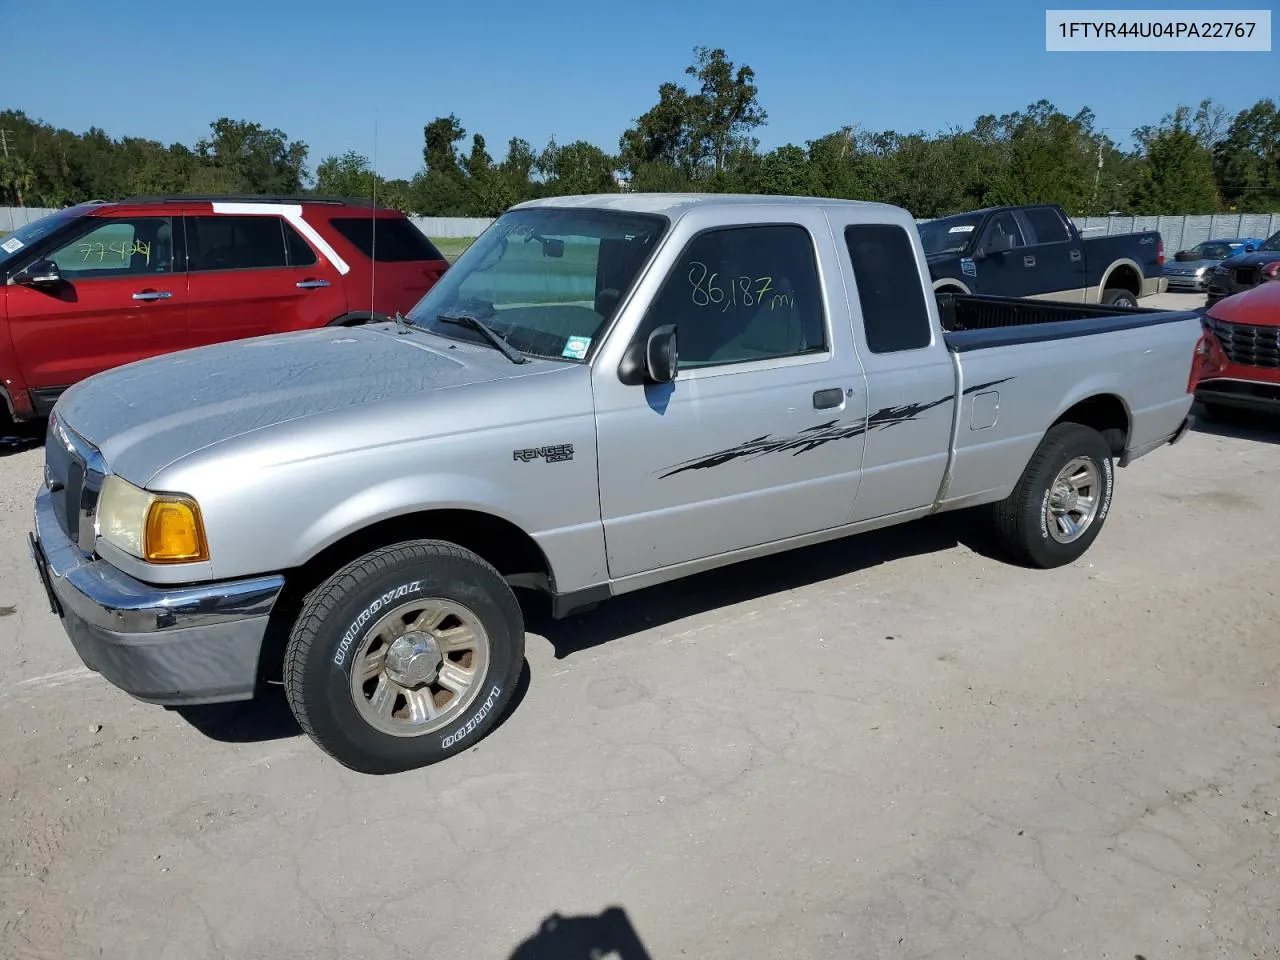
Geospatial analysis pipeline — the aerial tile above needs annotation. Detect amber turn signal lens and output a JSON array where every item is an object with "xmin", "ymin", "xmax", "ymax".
[{"xmin": 144, "ymin": 498, "xmax": 209, "ymax": 563}]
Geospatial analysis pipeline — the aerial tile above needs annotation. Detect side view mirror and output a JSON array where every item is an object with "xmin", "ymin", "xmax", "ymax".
[
  {"xmin": 13, "ymin": 259, "xmax": 62, "ymax": 287},
  {"xmin": 617, "ymin": 323, "xmax": 679, "ymax": 385},
  {"xmin": 644, "ymin": 324, "xmax": 678, "ymax": 383}
]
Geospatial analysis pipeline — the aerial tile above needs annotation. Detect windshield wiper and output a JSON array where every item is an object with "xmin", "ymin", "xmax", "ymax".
[{"xmin": 437, "ymin": 313, "xmax": 528, "ymax": 365}]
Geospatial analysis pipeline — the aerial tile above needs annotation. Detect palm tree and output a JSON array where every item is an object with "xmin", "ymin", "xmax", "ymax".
[{"xmin": 0, "ymin": 156, "xmax": 34, "ymax": 207}]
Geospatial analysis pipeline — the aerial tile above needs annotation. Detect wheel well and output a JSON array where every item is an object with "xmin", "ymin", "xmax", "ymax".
[
  {"xmin": 257, "ymin": 510, "xmax": 553, "ymax": 684},
  {"xmin": 1053, "ymin": 394, "xmax": 1129, "ymax": 455},
  {"xmin": 1103, "ymin": 265, "xmax": 1141, "ymax": 297}
]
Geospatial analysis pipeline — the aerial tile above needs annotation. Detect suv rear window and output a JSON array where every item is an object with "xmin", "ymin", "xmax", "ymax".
[
  {"xmin": 330, "ymin": 217, "xmax": 445, "ymax": 262},
  {"xmin": 186, "ymin": 215, "xmax": 316, "ymax": 271}
]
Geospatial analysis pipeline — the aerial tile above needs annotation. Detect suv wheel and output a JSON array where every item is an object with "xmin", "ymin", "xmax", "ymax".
[{"xmin": 283, "ymin": 539, "xmax": 525, "ymax": 774}]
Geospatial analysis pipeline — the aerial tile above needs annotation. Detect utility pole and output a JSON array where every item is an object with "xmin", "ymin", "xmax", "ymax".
[
  {"xmin": 0, "ymin": 130, "xmax": 13, "ymax": 158},
  {"xmin": 1092, "ymin": 142, "xmax": 1103, "ymax": 211}
]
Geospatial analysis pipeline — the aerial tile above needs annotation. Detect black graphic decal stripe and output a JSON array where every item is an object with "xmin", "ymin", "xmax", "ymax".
[{"xmin": 657, "ymin": 377, "xmax": 1015, "ymax": 479}]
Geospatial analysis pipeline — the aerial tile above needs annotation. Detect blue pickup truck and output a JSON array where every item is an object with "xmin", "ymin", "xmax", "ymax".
[{"xmin": 919, "ymin": 204, "xmax": 1166, "ymax": 307}]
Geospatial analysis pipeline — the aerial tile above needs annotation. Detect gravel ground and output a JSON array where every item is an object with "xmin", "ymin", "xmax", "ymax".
[{"xmin": 1, "ymin": 292, "xmax": 1278, "ymax": 960}]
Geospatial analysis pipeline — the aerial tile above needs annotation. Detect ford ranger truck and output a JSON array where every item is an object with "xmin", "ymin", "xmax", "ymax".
[
  {"xmin": 29, "ymin": 194, "xmax": 1203, "ymax": 774},
  {"xmin": 919, "ymin": 203, "xmax": 1166, "ymax": 306}
]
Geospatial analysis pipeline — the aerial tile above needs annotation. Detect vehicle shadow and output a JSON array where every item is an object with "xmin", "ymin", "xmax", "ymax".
[
  {"xmin": 0, "ymin": 421, "xmax": 44, "ymax": 456},
  {"xmin": 523, "ymin": 509, "xmax": 998, "ymax": 660},
  {"xmin": 507, "ymin": 907, "xmax": 653, "ymax": 960},
  {"xmin": 1192, "ymin": 405, "xmax": 1279, "ymax": 444},
  {"xmin": 172, "ymin": 659, "xmax": 534, "ymax": 746}
]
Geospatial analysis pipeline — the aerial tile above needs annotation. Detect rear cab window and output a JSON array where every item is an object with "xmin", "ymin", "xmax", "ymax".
[
  {"xmin": 843, "ymin": 223, "xmax": 933, "ymax": 353},
  {"xmin": 329, "ymin": 217, "xmax": 446, "ymax": 263},
  {"xmin": 1020, "ymin": 206, "xmax": 1072, "ymax": 245}
]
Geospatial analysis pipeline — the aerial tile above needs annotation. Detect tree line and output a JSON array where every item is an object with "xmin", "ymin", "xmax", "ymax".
[{"xmin": 2, "ymin": 47, "xmax": 1277, "ymax": 219}]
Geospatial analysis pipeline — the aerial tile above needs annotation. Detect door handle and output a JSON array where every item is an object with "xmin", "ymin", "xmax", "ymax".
[
  {"xmin": 1069, "ymin": 249, "xmax": 1082, "ymax": 262},
  {"xmin": 131, "ymin": 290, "xmax": 172, "ymax": 301},
  {"xmin": 296, "ymin": 279, "xmax": 331, "ymax": 289},
  {"xmin": 1022, "ymin": 255, "xmax": 1036, "ymax": 268},
  {"xmin": 813, "ymin": 388, "xmax": 845, "ymax": 410}
]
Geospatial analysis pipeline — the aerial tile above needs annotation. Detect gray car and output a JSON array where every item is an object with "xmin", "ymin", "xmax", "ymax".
[
  {"xmin": 29, "ymin": 194, "xmax": 1202, "ymax": 773},
  {"xmin": 1164, "ymin": 237, "xmax": 1265, "ymax": 292}
]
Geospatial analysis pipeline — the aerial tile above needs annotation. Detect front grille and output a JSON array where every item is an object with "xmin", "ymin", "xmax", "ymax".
[
  {"xmin": 1211, "ymin": 318, "xmax": 1280, "ymax": 369},
  {"xmin": 1234, "ymin": 267, "xmax": 1258, "ymax": 286},
  {"xmin": 43, "ymin": 415, "xmax": 105, "ymax": 551}
]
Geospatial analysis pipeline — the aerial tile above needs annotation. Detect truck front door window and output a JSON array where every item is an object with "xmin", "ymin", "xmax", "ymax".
[
  {"xmin": 644, "ymin": 224, "xmax": 826, "ymax": 369},
  {"xmin": 978, "ymin": 214, "xmax": 1025, "ymax": 257}
]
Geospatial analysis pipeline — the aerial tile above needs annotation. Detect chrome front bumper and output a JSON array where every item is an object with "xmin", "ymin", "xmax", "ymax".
[{"xmin": 31, "ymin": 486, "xmax": 285, "ymax": 705}]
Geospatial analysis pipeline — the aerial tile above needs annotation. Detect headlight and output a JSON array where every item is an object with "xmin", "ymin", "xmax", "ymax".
[{"xmin": 97, "ymin": 475, "xmax": 209, "ymax": 563}]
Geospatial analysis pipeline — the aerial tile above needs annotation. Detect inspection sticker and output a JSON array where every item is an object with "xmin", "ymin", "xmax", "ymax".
[
  {"xmin": 0, "ymin": 237, "xmax": 23, "ymax": 254},
  {"xmin": 562, "ymin": 336, "xmax": 592, "ymax": 360}
]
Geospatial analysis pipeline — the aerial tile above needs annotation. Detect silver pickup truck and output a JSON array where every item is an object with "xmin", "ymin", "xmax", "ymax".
[{"xmin": 29, "ymin": 194, "xmax": 1204, "ymax": 773}]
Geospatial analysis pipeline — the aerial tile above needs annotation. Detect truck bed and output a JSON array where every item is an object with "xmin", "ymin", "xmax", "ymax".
[{"xmin": 936, "ymin": 293, "xmax": 1199, "ymax": 353}]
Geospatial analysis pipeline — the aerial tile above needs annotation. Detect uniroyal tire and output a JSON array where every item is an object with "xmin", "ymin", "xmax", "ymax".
[
  {"xmin": 283, "ymin": 539, "xmax": 525, "ymax": 774},
  {"xmin": 991, "ymin": 422, "xmax": 1115, "ymax": 569}
]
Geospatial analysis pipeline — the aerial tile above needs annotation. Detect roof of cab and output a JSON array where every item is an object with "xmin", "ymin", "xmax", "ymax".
[
  {"xmin": 513, "ymin": 192, "xmax": 907, "ymax": 220},
  {"xmin": 74, "ymin": 195, "xmax": 396, "ymax": 217}
]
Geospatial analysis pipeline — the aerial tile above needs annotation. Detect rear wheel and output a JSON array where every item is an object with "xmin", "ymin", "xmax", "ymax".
[
  {"xmin": 991, "ymin": 422, "xmax": 1115, "ymax": 568},
  {"xmin": 282, "ymin": 539, "xmax": 525, "ymax": 774},
  {"xmin": 1102, "ymin": 287, "xmax": 1138, "ymax": 308}
]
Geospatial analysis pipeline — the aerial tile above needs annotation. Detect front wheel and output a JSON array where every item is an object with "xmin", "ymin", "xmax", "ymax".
[
  {"xmin": 283, "ymin": 540, "xmax": 525, "ymax": 774},
  {"xmin": 991, "ymin": 422, "xmax": 1116, "ymax": 568}
]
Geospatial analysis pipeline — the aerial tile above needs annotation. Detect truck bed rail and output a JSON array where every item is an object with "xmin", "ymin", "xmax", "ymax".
[{"xmin": 936, "ymin": 293, "xmax": 1149, "ymax": 333}]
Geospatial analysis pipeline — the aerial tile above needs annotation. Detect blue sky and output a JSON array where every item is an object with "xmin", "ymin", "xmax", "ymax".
[{"xmin": 6, "ymin": 0, "xmax": 1275, "ymax": 180}]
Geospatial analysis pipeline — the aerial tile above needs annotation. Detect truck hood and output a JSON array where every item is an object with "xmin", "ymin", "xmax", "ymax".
[
  {"xmin": 1206, "ymin": 280, "xmax": 1280, "ymax": 326},
  {"xmin": 53, "ymin": 323, "xmax": 554, "ymax": 484},
  {"xmin": 1164, "ymin": 257, "xmax": 1218, "ymax": 273},
  {"xmin": 1219, "ymin": 250, "xmax": 1280, "ymax": 269}
]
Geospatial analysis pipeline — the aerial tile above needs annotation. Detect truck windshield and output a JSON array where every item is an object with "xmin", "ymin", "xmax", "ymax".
[
  {"xmin": 1180, "ymin": 242, "xmax": 1234, "ymax": 261},
  {"xmin": 0, "ymin": 209, "xmax": 78, "ymax": 270},
  {"xmin": 917, "ymin": 214, "xmax": 984, "ymax": 256},
  {"xmin": 406, "ymin": 207, "xmax": 668, "ymax": 362}
]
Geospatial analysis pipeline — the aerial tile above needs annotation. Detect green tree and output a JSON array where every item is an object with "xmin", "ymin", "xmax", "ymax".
[
  {"xmin": 1130, "ymin": 106, "xmax": 1219, "ymax": 214},
  {"xmin": 684, "ymin": 46, "xmax": 767, "ymax": 176},
  {"xmin": 0, "ymin": 155, "xmax": 33, "ymax": 205},
  {"xmin": 195, "ymin": 118, "xmax": 309, "ymax": 193},
  {"xmin": 538, "ymin": 139, "xmax": 618, "ymax": 195},
  {"xmin": 1213, "ymin": 99, "xmax": 1280, "ymax": 211}
]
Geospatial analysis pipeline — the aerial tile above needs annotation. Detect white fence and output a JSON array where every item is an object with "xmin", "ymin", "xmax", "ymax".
[{"xmin": 5, "ymin": 205, "xmax": 1279, "ymax": 249}]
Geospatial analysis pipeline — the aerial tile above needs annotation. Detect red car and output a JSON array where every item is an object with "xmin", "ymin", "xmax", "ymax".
[
  {"xmin": 0, "ymin": 196, "xmax": 449, "ymax": 425},
  {"xmin": 1195, "ymin": 278, "xmax": 1280, "ymax": 418}
]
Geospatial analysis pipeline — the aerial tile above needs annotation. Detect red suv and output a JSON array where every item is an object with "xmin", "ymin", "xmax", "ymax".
[
  {"xmin": 0, "ymin": 195, "xmax": 449, "ymax": 424},
  {"xmin": 1194, "ymin": 278, "xmax": 1280, "ymax": 419}
]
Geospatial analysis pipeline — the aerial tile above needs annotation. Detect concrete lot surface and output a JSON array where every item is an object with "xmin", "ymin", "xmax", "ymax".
[{"xmin": 2, "ymin": 293, "xmax": 1278, "ymax": 960}]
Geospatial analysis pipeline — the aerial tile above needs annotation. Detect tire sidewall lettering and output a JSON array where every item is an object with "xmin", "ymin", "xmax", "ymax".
[
  {"xmin": 332, "ymin": 579, "xmax": 424, "ymax": 668},
  {"xmin": 440, "ymin": 684, "xmax": 503, "ymax": 750},
  {"xmin": 1098, "ymin": 456, "xmax": 1114, "ymax": 522}
]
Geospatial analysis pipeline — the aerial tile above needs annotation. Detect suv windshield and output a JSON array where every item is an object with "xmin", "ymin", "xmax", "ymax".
[
  {"xmin": 917, "ymin": 214, "xmax": 984, "ymax": 256},
  {"xmin": 0, "ymin": 209, "xmax": 79, "ymax": 271},
  {"xmin": 407, "ymin": 207, "xmax": 667, "ymax": 362},
  {"xmin": 1259, "ymin": 231, "xmax": 1280, "ymax": 252}
]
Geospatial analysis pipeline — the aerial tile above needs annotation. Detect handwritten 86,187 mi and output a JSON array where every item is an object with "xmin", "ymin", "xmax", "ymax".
[{"xmin": 687, "ymin": 261, "xmax": 796, "ymax": 312}]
